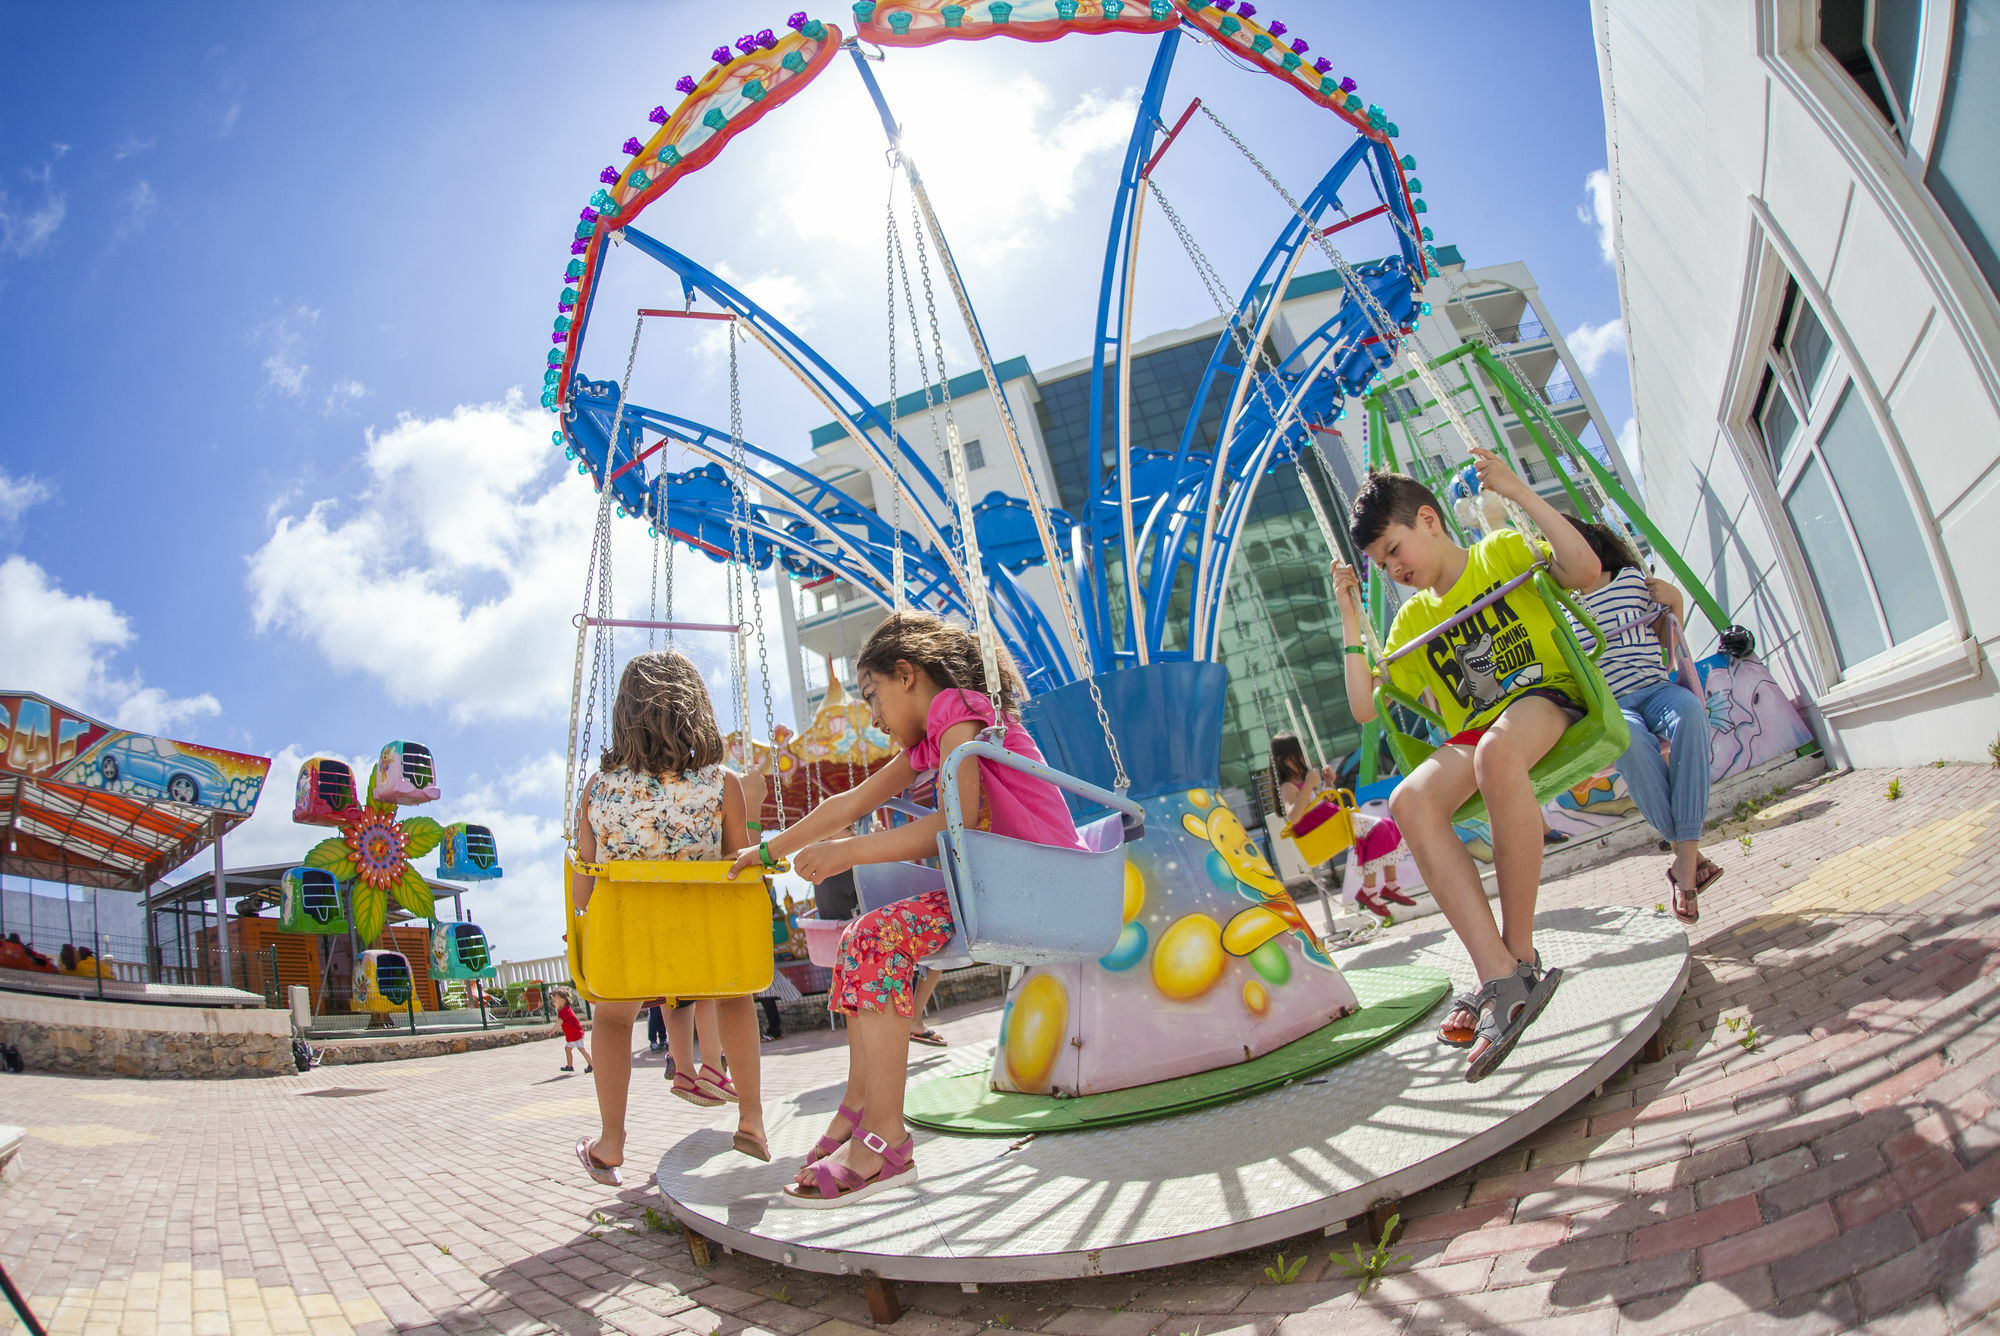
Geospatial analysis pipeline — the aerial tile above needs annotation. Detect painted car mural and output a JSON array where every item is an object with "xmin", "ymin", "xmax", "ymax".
[{"xmin": 0, "ymin": 692, "xmax": 269, "ymax": 815}]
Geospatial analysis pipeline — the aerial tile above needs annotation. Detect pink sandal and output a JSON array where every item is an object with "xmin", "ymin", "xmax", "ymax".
[
  {"xmin": 693, "ymin": 1063, "xmax": 738, "ymax": 1104},
  {"xmin": 670, "ymin": 1072, "xmax": 724, "ymax": 1108},
  {"xmin": 783, "ymin": 1130, "xmax": 917, "ymax": 1208},
  {"xmin": 807, "ymin": 1103, "xmax": 864, "ymax": 1167}
]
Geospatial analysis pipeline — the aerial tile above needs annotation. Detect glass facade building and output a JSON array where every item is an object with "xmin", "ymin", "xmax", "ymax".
[{"xmin": 1034, "ymin": 335, "xmax": 1363, "ymax": 808}]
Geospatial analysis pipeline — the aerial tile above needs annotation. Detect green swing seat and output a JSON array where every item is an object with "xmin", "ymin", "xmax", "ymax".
[{"xmin": 1373, "ymin": 571, "xmax": 1632, "ymax": 826}]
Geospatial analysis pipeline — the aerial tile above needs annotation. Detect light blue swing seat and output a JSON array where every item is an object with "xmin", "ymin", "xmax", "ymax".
[{"xmin": 934, "ymin": 737, "xmax": 1147, "ymax": 967}]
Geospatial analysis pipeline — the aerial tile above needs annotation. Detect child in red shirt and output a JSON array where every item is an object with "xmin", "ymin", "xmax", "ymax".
[{"xmin": 556, "ymin": 990, "xmax": 591, "ymax": 1073}]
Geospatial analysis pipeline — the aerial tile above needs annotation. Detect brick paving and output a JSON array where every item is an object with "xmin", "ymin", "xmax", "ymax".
[{"xmin": 7, "ymin": 764, "xmax": 2000, "ymax": 1335}]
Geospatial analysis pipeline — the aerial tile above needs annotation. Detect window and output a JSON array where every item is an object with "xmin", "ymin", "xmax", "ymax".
[
  {"xmin": 962, "ymin": 437, "xmax": 985, "ymax": 473},
  {"xmin": 1754, "ymin": 277, "xmax": 1947, "ymax": 670},
  {"xmin": 1926, "ymin": 0, "xmax": 2000, "ymax": 296},
  {"xmin": 1821, "ymin": 0, "xmax": 1926, "ymax": 138}
]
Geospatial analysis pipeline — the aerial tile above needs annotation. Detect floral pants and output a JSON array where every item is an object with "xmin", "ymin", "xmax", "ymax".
[{"xmin": 828, "ymin": 888, "xmax": 955, "ymax": 1018}]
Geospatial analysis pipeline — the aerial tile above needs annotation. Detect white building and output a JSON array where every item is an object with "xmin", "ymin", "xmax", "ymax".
[{"xmin": 1594, "ymin": 0, "xmax": 2000, "ymax": 767}]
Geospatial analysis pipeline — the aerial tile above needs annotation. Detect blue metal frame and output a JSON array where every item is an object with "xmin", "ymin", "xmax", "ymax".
[{"xmin": 557, "ymin": 29, "xmax": 1428, "ymax": 700}]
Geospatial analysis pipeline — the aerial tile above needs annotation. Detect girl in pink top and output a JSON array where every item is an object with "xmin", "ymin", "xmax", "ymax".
[{"xmin": 730, "ymin": 611, "xmax": 1080, "ymax": 1207}]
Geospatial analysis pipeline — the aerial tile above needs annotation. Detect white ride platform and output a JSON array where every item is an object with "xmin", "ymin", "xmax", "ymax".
[{"xmin": 657, "ymin": 905, "xmax": 1689, "ymax": 1284}]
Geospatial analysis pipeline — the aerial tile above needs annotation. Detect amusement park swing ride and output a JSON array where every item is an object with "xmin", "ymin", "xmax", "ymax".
[{"xmin": 543, "ymin": 0, "xmax": 1698, "ymax": 1294}]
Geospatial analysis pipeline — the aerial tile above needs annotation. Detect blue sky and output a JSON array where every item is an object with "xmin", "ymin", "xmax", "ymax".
[{"xmin": 0, "ymin": 2, "xmax": 1631, "ymax": 961}]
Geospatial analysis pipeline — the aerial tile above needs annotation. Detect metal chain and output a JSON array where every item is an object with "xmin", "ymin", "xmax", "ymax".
[
  {"xmin": 648, "ymin": 480, "xmax": 662, "ymax": 651},
  {"xmin": 721, "ymin": 322, "xmax": 783, "ymax": 829},
  {"xmin": 1362, "ymin": 159, "xmax": 1628, "ymax": 536},
  {"xmin": 1198, "ymin": 105, "xmax": 1543, "ymax": 543},
  {"xmin": 1147, "ymin": 177, "xmax": 1373, "ymax": 648},
  {"xmin": 563, "ymin": 313, "xmax": 645, "ymax": 845},
  {"xmin": 902, "ymin": 158, "xmax": 1128, "ymax": 790},
  {"xmin": 884, "ymin": 180, "xmax": 909, "ymax": 610}
]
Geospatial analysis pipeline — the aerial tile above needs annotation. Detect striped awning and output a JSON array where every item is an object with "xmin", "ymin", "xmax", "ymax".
[{"xmin": 0, "ymin": 772, "xmax": 241, "ymax": 892}]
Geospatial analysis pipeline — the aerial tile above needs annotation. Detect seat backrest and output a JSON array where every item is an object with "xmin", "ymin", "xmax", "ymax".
[{"xmin": 1078, "ymin": 810, "xmax": 1124, "ymax": 854}]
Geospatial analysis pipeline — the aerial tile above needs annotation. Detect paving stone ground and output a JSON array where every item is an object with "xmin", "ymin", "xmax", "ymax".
[{"xmin": 8, "ymin": 764, "xmax": 2000, "ymax": 1335}]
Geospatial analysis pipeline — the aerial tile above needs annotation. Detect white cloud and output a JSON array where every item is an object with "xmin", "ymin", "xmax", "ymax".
[
  {"xmin": 0, "ymin": 467, "xmax": 50, "ymax": 529},
  {"xmin": 0, "ymin": 145, "xmax": 69, "ymax": 260},
  {"xmin": 1578, "ymin": 168, "xmax": 1615, "ymax": 265},
  {"xmin": 0, "ymin": 555, "xmax": 220, "ymax": 731},
  {"xmin": 322, "ymin": 377, "xmax": 369, "ymax": 416},
  {"xmin": 767, "ymin": 71, "xmax": 1135, "ymax": 265},
  {"xmin": 1567, "ymin": 317, "xmax": 1626, "ymax": 376},
  {"xmin": 115, "ymin": 180, "xmax": 156, "ymax": 240},
  {"xmin": 255, "ymin": 303, "xmax": 318, "ymax": 399},
  {"xmin": 1618, "ymin": 416, "xmax": 1638, "ymax": 457},
  {"xmin": 112, "ymin": 135, "xmax": 156, "ymax": 162},
  {"xmin": 246, "ymin": 394, "xmax": 760, "ymax": 727}
]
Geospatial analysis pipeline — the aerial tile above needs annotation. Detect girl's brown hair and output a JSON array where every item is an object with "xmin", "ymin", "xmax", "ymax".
[
  {"xmin": 600, "ymin": 649, "xmax": 725, "ymax": 776},
  {"xmin": 855, "ymin": 610, "xmax": 1027, "ymax": 719},
  {"xmin": 1268, "ymin": 731, "xmax": 1310, "ymax": 786}
]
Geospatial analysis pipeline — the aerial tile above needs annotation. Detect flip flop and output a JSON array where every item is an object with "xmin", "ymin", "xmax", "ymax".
[
  {"xmin": 574, "ymin": 1137, "xmax": 622, "ymax": 1187},
  {"xmin": 1666, "ymin": 867, "xmax": 1700, "ymax": 925},
  {"xmin": 909, "ymin": 1028, "xmax": 949, "ymax": 1048},
  {"xmin": 1696, "ymin": 857, "xmax": 1725, "ymax": 892},
  {"xmin": 733, "ymin": 1129, "xmax": 771, "ymax": 1163}
]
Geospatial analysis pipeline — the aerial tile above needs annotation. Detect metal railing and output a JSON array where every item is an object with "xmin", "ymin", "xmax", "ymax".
[
  {"xmin": 1539, "ymin": 377, "xmax": 1582, "ymax": 405},
  {"xmin": 1488, "ymin": 316, "xmax": 1547, "ymax": 344}
]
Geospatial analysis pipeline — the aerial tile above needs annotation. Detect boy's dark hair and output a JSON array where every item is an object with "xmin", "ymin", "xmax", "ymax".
[
  {"xmin": 1349, "ymin": 471, "xmax": 1447, "ymax": 549},
  {"xmin": 1268, "ymin": 732, "xmax": 1310, "ymax": 785},
  {"xmin": 1564, "ymin": 515, "xmax": 1644, "ymax": 577},
  {"xmin": 601, "ymin": 649, "xmax": 725, "ymax": 776},
  {"xmin": 856, "ymin": 609, "xmax": 1028, "ymax": 719}
]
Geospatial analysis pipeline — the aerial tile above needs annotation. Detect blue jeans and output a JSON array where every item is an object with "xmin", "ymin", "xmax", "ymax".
[{"xmin": 1616, "ymin": 680, "xmax": 1711, "ymax": 843}]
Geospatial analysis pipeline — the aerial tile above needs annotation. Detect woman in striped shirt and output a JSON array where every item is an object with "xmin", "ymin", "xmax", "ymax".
[{"xmin": 1566, "ymin": 518, "xmax": 1719, "ymax": 925}]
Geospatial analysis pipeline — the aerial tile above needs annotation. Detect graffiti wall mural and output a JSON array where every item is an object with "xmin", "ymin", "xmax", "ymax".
[{"xmin": 0, "ymin": 693, "xmax": 269, "ymax": 815}]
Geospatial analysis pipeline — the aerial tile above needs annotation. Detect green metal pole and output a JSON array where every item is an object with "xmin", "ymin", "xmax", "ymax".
[{"xmin": 1470, "ymin": 346, "xmax": 1731, "ymax": 634}]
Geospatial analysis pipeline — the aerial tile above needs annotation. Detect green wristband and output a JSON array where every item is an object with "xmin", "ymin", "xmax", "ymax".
[
  {"xmin": 759, "ymin": 840, "xmax": 775, "ymax": 869},
  {"xmin": 746, "ymin": 819, "xmax": 763, "ymax": 835},
  {"xmin": 1345, "ymin": 645, "xmax": 1367, "ymax": 655}
]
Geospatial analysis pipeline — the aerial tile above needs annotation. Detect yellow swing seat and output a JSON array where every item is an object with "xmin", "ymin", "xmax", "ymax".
[
  {"xmin": 1373, "ymin": 572, "xmax": 1632, "ymax": 826},
  {"xmin": 564, "ymin": 854, "xmax": 778, "ymax": 1004},
  {"xmin": 1282, "ymin": 787, "xmax": 1359, "ymax": 866}
]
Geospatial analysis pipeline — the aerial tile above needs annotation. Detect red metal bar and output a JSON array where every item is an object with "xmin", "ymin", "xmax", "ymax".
[
  {"xmin": 636, "ymin": 308, "xmax": 738, "ymax": 322},
  {"xmin": 1140, "ymin": 97, "xmax": 1202, "ymax": 178},
  {"xmin": 1313, "ymin": 203, "xmax": 1390, "ymax": 238},
  {"xmin": 605, "ymin": 436, "xmax": 673, "ymax": 485}
]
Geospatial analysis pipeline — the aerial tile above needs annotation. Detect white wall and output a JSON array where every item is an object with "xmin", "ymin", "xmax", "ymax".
[{"xmin": 1596, "ymin": 0, "xmax": 2000, "ymax": 766}]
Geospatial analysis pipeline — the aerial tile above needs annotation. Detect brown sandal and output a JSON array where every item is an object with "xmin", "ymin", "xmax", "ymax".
[{"xmin": 1666, "ymin": 867, "xmax": 1699, "ymax": 925}]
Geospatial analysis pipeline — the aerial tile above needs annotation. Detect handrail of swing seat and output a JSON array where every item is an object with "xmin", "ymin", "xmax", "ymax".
[
  {"xmin": 933, "ymin": 737, "xmax": 1147, "ymax": 966},
  {"xmin": 1374, "ymin": 573, "xmax": 1618, "ymax": 740},
  {"xmin": 1378, "ymin": 565, "xmax": 1544, "ymax": 667}
]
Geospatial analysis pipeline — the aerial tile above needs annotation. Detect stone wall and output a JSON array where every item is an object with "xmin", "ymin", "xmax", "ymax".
[
  {"xmin": 0, "ymin": 990, "xmax": 292, "ymax": 1078},
  {"xmin": 315, "ymin": 1023, "xmax": 559, "ymax": 1065}
]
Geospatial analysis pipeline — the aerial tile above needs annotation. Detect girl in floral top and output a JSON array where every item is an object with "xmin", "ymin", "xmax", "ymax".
[
  {"xmin": 732, "ymin": 611, "xmax": 1083, "ymax": 1207},
  {"xmin": 571, "ymin": 649, "xmax": 766, "ymax": 1185}
]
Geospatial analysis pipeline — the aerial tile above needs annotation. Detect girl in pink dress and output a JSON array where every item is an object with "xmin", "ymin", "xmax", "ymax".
[
  {"xmin": 1270, "ymin": 734, "xmax": 1413, "ymax": 920},
  {"xmin": 732, "ymin": 611, "xmax": 1082, "ymax": 1208}
]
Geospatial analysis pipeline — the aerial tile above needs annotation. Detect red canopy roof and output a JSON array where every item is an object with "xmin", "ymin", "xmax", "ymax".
[{"xmin": 0, "ymin": 693, "xmax": 272, "ymax": 892}]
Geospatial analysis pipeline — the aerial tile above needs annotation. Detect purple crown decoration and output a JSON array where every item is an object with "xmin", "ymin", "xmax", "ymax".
[
  {"xmin": 621, "ymin": 136, "xmax": 644, "ymax": 155},
  {"xmin": 712, "ymin": 45, "xmax": 732, "ymax": 63},
  {"xmin": 579, "ymin": 207, "xmax": 598, "ymax": 223},
  {"xmin": 1238, "ymin": 2, "xmax": 1256, "ymax": 15},
  {"xmin": 1214, "ymin": 0, "xmax": 1231, "ymax": 9},
  {"xmin": 756, "ymin": 28, "xmax": 777, "ymax": 47},
  {"xmin": 599, "ymin": 166, "xmax": 619, "ymax": 184},
  {"xmin": 676, "ymin": 74, "xmax": 697, "ymax": 94},
  {"xmin": 788, "ymin": 12, "xmax": 808, "ymax": 28},
  {"xmin": 1313, "ymin": 55, "xmax": 1330, "ymax": 73},
  {"xmin": 1340, "ymin": 76, "xmax": 1357, "ymax": 92},
  {"xmin": 735, "ymin": 33, "xmax": 757, "ymax": 54},
  {"xmin": 1267, "ymin": 19, "xmax": 1285, "ymax": 36},
  {"xmin": 1292, "ymin": 38, "xmax": 1307, "ymax": 53},
  {"xmin": 570, "ymin": 238, "xmax": 589, "ymax": 255},
  {"xmin": 649, "ymin": 105, "xmax": 668, "ymax": 124}
]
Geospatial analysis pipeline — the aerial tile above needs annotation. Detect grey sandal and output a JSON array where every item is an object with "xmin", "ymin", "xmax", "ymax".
[
  {"xmin": 1438, "ymin": 991, "xmax": 1482, "ymax": 1047},
  {"xmin": 1465, "ymin": 963, "xmax": 1561, "ymax": 1083}
]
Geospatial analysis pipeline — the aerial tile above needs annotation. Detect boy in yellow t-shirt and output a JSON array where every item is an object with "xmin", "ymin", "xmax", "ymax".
[{"xmin": 1333, "ymin": 446, "xmax": 1602, "ymax": 1082}]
